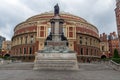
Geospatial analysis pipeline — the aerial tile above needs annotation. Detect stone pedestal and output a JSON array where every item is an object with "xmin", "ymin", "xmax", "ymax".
[
  {"xmin": 34, "ymin": 4, "xmax": 78, "ymax": 70},
  {"xmin": 34, "ymin": 53, "xmax": 78, "ymax": 70}
]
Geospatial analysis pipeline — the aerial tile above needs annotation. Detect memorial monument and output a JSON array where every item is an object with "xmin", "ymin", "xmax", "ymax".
[{"xmin": 34, "ymin": 4, "xmax": 78, "ymax": 70}]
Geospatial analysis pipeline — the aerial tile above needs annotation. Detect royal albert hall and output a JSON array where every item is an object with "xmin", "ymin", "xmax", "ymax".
[{"xmin": 11, "ymin": 12, "xmax": 100, "ymax": 62}]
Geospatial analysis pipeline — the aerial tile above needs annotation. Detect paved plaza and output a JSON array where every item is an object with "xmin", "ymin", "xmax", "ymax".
[{"xmin": 0, "ymin": 62, "xmax": 120, "ymax": 80}]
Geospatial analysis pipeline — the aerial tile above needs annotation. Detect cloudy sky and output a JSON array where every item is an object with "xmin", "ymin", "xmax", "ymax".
[{"xmin": 0, "ymin": 0, "xmax": 117, "ymax": 40}]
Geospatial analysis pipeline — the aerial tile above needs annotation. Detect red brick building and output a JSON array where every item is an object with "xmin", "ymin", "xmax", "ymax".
[
  {"xmin": 115, "ymin": 0, "xmax": 120, "ymax": 52},
  {"xmin": 2, "ymin": 40, "xmax": 12, "ymax": 57},
  {"xmin": 11, "ymin": 12, "xmax": 100, "ymax": 62},
  {"xmin": 108, "ymin": 32, "xmax": 119, "ymax": 57},
  {"xmin": 100, "ymin": 32, "xmax": 119, "ymax": 58},
  {"xmin": 100, "ymin": 33, "xmax": 109, "ymax": 58}
]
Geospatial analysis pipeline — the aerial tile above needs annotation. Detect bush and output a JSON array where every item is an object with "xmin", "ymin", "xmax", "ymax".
[
  {"xmin": 113, "ymin": 49, "xmax": 119, "ymax": 58},
  {"xmin": 3, "ymin": 56, "xmax": 10, "ymax": 60},
  {"xmin": 0, "ymin": 55, "xmax": 3, "ymax": 58},
  {"xmin": 112, "ymin": 58, "xmax": 120, "ymax": 64},
  {"xmin": 101, "ymin": 58, "xmax": 111, "ymax": 61}
]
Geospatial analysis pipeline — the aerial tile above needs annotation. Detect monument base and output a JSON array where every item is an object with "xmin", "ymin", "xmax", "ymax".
[{"xmin": 33, "ymin": 53, "xmax": 79, "ymax": 70}]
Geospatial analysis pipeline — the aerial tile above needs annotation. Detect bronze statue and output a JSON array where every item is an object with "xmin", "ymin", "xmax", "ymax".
[{"xmin": 54, "ymin": 4, "xmax": 59, "ymax": 16}]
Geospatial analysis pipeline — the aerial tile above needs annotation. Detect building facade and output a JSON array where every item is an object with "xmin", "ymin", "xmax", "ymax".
[
  {"xmin": 11, "ymin": 12, "xmax": 100, "ymax": 62},
  {"xmin": 100, "ymin": 33, "xmax": 109, "ymax": 58},
  {"xmin": 2, "ymin": 40, "xmax": 12, "ymax": 55},
  {"xmin": 100, "ymin": 32, "xmax": 119, "ymax": 58},
  {"xmin": 115, "ymin": 0, "xmax": 120, "ymax": 52},
  {"xmin": 108, "ymin": 32, "xmax": 119, "ymax": 57},
  {"xmin": 0, "ymin": 36, "xmax": 6, "ymax": 49}
]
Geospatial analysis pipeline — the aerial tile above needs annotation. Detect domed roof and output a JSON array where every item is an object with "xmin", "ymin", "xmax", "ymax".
[
  {"xmin": 14, "ymin": 11, "xmax": 99, "ymax": 36},
  {"xmin": 26, "ymin": 11, "xmax": 87, "ymax": 23}
]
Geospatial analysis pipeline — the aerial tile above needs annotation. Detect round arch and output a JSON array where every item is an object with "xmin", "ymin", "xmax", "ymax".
[
  {"xmin": 101, "ymin": 55, "xmax": 106, "ymax": 59},
  {"xmin": 4, "ymin": 54, "xmax": 10, "ymax": 58}
]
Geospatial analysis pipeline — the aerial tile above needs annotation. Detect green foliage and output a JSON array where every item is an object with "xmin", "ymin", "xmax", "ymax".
[
  {"xmin": 112, "ymin": 58, "xmax": 120, "ymax": 64},
  {"xmin": 11, "ymin": 58, "xmax": 17, "ymax": 61},
  {"xmin": 111, "ymin": 49, "xmax": 120, "ymax": 64},
  {"xmin": 3, "ymin": 56, "xmax": 10, "ymax": 60},
  {"xmin": 0, "ymin": 55, "xmax": 3, "ymax": 58},
  {"xmin": 101, "ymin": 58, "xmax": 110, "ymax": 61},
  {"xmin": 113, "ymin": 49, "xmax": 119, "ymax": 58}
]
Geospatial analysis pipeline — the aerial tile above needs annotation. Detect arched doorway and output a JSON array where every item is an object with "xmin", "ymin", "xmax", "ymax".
[
  {"xmin": 101, "ymin": 55, "xmax": 106, "ymax": 59},
  {"xmin": 4, "ymin": 54, "xmax": 10, "ymax": 57},
  {"xmin": 4, "ymin": 54, "xmax": 11, "ymax": 59}
]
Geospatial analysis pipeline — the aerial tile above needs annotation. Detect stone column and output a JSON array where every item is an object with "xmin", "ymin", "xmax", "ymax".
[
  {"xmin": 28, "ymin": 35, "xmax": 30, "ymax": 44},
  {"xmin": 59, "ymin": 22, "xmax": 63, "ymax": 34},
  {"xmin": 18, "ymin": 38, "xmax": 20, "ymax": 45},
  {"xmin": 51, "ymin": 22, "xmax": 55, "ymax": 34}
]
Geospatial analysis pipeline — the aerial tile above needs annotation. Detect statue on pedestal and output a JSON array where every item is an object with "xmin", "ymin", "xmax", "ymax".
[
  {"xmin": 54, "ymin": 4, "xmax": 59, "ymax": 16},
  {"xmin": 34, "ymin": 4, "xmax": 78, "ymax": 70}
]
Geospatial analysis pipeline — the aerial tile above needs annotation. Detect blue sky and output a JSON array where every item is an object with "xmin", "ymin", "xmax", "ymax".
[{"xmin": 0, "ymin": 0, "xmax": 117, "ymax": 40}]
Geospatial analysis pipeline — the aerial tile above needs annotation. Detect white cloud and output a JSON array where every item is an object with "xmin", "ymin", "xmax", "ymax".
[
  {"xmin": 0, "ymin": 0, "xmax": 117, "ymax": 40},
  {"xmin": 0, "ymin": 24, "xmax": 13, "ymax": 39},
  {"xmin": 0, "ymin": 0, "xmax": 36, "ymax": 40}
]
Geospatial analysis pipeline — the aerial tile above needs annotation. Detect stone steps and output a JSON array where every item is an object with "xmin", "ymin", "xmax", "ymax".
[
  {"xmin": 0, "ymin": 62, "xmax": 34, "ymax": 70},
  {"xmin": 34, "ymin": 53, "xmax": 79, "ymax": 70}
]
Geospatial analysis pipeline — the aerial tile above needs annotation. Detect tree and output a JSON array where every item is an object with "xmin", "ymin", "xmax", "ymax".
[
  {"xmin": 0, "ymin": 49, "xmax": 1, "ymax": 53},
  {"xmin": 113, "ymin": 49, "xmax": 119, "ymax": 58}
]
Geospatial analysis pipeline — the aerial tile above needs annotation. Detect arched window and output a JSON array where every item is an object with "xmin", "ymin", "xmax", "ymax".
[
  {"xmin": 81, "ymin": 48, "xmax": 83, "ymax": 55},
  {"xmin": 86, "ymin": 48, "xmax": 89, "ymax": 55},
  {"xmin": 24, "ymin": 48, "xmax": 26, "ymax": 54},
  {"xmin": 29, "ymin": 47, "xmax": 32, "ymax": 54},
  {"xmin": 30, "ymin": 35, "xmax": 33, "ymax": 43}
]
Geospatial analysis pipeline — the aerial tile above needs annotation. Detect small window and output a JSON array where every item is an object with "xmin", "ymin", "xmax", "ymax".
[
  {"xmin": 80, "ymin": 40, "xmax": 82, "ymax": 45},
  {"xmin": 30, "ymin": 35, "xmax": 34, "ymax": 43},
  {"xmin": 24, "ymin": 48, "xmax": 26, "ymax": 54},
  {"xmin": 81, "ymin": 48, "xmax": 83, "ymax": 55},
  {"xmin": 102, "ymin": 46, "xmax": 104, "ymax": 51},
  {"xmin": 80, "ymin": 37, "xmax": 82, "ymax": 39},
  {"xmin": 29, "ymin": 47, "xmax": 32, "ymax": 54}
]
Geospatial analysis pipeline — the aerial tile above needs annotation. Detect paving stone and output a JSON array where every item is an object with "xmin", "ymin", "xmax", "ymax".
[{"xmin": 0, "ymin": 62, "xmax": 120, "ymax": 80}]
